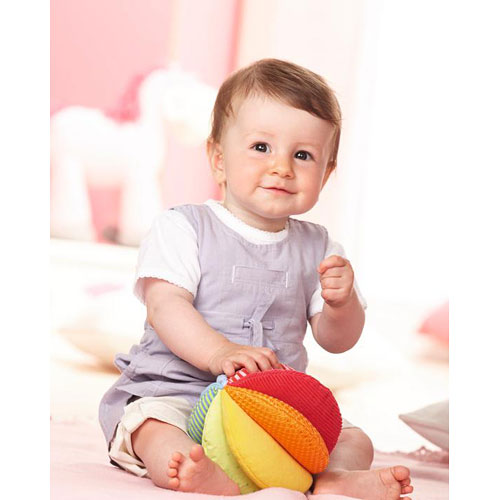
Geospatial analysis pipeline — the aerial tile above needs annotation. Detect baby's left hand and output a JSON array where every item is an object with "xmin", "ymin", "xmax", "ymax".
[{"xmin": 317, "ymin": 255, "xmax": 355, "ymax": 308}]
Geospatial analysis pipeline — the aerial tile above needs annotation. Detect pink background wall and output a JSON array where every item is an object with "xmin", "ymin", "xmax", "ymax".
[
  {"xmin": 157, "ymin": 0, "xmax": 242, "ymax": 209},
  {"xmin": 51, "ymin": 0, "xmax": 240, "ymax": 113},
  {"xmin": 51, "ymin": 0, "xmax": 242, "ymax": 237},
  {"xmin": 165, "ymin": 0, "xmax": 242, "ymax": 87},
  {"xmin": 50, "ymin": 0, "xmax": 173, "ymax": 114}
]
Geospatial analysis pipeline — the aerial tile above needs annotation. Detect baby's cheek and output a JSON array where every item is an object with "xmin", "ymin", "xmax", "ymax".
[{"xmin": 299, "ymin": 190, "xmax": 321, "ymax": 212}]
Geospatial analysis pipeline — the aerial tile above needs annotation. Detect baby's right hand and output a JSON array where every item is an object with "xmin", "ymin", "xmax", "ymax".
[{"xmin": 207, "ymin": 341, "xmax": 281, "ymax": 377}]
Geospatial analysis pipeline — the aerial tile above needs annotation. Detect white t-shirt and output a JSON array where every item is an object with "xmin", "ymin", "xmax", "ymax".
[{"xmin": 134, "ymin": 199, "xmax": 366, "ymax": 318}]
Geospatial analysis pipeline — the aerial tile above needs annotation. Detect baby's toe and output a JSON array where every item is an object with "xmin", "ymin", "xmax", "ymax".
[
  {"xmin": 168, "ymin": 477, "xmax": 180, "ymax": 490},
  {"xmin": 401, "ymin": 478, "xmax": 411, "ymax": 487},
  {"xmin": 391, "ymin": 465, "xmax": 411, "ymax": 482},
  {"xmin": 167, "ymin": 467, "xmax": 178, "ymax": 478},
  {"xmin": 171, "ymin": 451, "xmax": 184, "ymax": 463},
  {"xmin": 402, "ymin": 485, "xmax": 414, "ymax": 494},
  {"xmin": 189, "ymin": 444, "xmax": 205, "ymax": 462}
]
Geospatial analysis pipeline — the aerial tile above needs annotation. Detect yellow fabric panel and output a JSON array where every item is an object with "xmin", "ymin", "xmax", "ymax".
[
  {"xmin": 225, "ymin": 385, "xmax": 329, "ymax": 473},
  {"xmin": 221, "ymin": 390, "xmax": 312, "ymax": 492},
  {"xmin": 201, "ymin": 392, "xmax": 259, "ymax": 494}
]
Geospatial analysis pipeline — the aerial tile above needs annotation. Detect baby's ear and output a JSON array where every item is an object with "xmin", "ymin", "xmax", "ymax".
[
  {"xmin": 206, "ymin": 139, "xmax": 226, "ymax": 184},
  {"xmin": 321, "ymin": 162, "xmax": 336, "ymax": 188}
]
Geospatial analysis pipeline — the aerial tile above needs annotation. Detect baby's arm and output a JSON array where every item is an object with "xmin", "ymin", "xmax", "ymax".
[
  {"xmin": 310, "ymin": 255, "xmax": 365, "ymax": 353},
  {"xmin": 144, "ymin": 277, "xmax": 281, "ymax": 377}
]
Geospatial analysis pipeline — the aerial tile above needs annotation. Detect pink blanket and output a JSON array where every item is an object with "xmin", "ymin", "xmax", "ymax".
[{"xmin": 51, "ymin": 419, "xmax": 448, "ymax": 499}]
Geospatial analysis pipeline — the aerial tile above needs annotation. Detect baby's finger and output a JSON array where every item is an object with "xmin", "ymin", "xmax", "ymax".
[
  {"xmin": 221, "ymin": 359, "xmax": 237, "ymax": 378},
  {"xmin": 320, "ymin": 276, "xmax": 345, "ymax": 290},
  {"xmin": 317, "ymin": 255, "xmax": 347, "ymax": 274},
  {"xmin": 253, "ymin": 352, "xmax": 273, "ymax": 371},
  {"xmin": 321, "ymin": 287, "xmax": 353, "ymax": 305},
  {"xmin": 259, "ymin": 347, "xmax": 281, "ymax": 369},
  {"xmin": 236, "ymin": 354, "xmax": 260, "ymax": 373},
  {"xmin": 319, "ymin": 267, "xmax": 345, "ymax": 279},
  {"xmin": 321, "ymin": 288, "xmax": 344, "ymax": 303}
]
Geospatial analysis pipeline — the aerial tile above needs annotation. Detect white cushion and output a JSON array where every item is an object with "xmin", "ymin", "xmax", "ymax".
[{"xmin": 399, "ymin": 400, "xmax": 449, "ymax": 450}]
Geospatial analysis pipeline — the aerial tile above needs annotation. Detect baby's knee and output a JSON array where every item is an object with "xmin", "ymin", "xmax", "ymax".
[{"xmin": 339, "ymin": 427, "xmax": 374, "ymax": 455}]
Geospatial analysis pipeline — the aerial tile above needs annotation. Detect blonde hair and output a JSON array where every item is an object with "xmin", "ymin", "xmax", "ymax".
[{"xmin": 209, "ymin": 58, "xmax": 342, "ymax": 169}]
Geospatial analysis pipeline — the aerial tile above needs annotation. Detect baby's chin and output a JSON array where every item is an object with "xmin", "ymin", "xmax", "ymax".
[
  {"xmin": 254, "ymin": 206, "xmax": 308, "ymax": 220},
  {"xmin": 256, "ymin": 202, "xmax": 316, "ymax": 220},
  {"xmin": 227, "ymin": 195, "xmax": 316, "ymax": 230}
]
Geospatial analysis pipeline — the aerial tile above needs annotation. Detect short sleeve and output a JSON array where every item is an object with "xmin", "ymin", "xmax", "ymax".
[
  {"xmin": 133, "ymin": 210, "xmax": 201, "ymax": 304},
  {"xmin": 307, "ymin": 239, "xmax": 367, "ymax": 318}
]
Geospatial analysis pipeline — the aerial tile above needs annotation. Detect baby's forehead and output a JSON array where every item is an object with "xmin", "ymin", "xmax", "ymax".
[
  {"xmin": 228, "ymin": 93, "xmax": 336, "ymax": 142},
  {"xmin": 230, "ymin": 92, "xmax": 297, "ymax": 118}
]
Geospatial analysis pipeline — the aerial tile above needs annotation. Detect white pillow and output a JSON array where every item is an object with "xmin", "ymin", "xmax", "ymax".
[
  {"xmin": 57, "ymin": 283, "xmax": 144, "ymax": 367},
  {"xmin": 399, "ymin": 400, "xmax": 449, "ymax": 450}
]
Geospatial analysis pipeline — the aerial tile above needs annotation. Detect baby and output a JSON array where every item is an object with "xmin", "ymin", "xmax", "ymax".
[{"xmin": 99, "ymin": 59, "xmax": 413, "ymax": 499}]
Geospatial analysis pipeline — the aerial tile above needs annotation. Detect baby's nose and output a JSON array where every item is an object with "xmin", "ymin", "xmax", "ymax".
[{"xmin": 269, "ymin": 156, "xmax": 294, "ymax": 177}]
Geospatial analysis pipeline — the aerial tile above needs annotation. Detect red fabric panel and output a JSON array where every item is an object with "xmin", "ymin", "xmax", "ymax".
[{"xmin": 228, "ymin": 369, "xmax": 342, "ymax": 453}]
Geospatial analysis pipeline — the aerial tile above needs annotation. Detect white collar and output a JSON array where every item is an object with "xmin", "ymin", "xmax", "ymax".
[{"xmin": 204, "ymin": 199, "xmax": 289, "ymax": 245}]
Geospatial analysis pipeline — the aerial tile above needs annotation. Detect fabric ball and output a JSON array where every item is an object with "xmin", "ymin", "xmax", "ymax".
[{"xmin": 187, "ymin": 365, "xmax": 342, "ymax": 493}]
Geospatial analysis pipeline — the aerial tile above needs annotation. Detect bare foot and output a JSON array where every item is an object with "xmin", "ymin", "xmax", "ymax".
[
  {"xmin": 313, "ymin": 466, "xmax": 413, "ymax": 499},
  {"xmin": 166, "ymin": 444, "xmax": 240, "ymax": 495}
]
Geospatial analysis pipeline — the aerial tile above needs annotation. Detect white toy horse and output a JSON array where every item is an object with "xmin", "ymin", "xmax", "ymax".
[{"xmin": 50, "ymin": 66, "xmax": 216, "ymax": 246}]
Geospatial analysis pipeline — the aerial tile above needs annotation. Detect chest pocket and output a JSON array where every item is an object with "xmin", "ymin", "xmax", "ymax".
[{"xmin": 232, "ymin": 265, "xmax": 288, "ymax": 289}]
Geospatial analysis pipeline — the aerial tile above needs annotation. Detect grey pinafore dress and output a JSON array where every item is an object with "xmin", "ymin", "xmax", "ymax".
[{"xmin": 99, "ymin": 204, "xmax": 328, "ymax": 446}]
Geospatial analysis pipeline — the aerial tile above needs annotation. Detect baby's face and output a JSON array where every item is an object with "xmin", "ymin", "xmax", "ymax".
[{"xmin": 211, "ymin": 94, "xmax": 335, "ymax": 231}]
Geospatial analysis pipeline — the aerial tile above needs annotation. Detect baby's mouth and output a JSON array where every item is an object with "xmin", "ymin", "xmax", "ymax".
[{"xmin": 261, "ymin": 186, "xmax": 294, "ymax": 195}]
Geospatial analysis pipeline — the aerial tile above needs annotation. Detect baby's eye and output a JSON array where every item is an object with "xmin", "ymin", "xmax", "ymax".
[
  {"xmin": 295, "ymin": 150, "xmax": 313, "ymax": 161},
  {"xmin": 252, "ymin": 143, "xmax": 270, "ymax": 153}
]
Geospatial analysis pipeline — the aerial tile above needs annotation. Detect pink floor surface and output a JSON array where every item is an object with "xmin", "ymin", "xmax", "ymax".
[{"xmin": 51, "ymin": 418, "xmax": 448, "ymax": 500}]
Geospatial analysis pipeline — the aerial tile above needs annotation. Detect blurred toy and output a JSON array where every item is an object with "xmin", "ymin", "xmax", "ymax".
[
  {"xmin": 418, "ymin": 301, "xmax": 449, "ymax": 345},
  {"xmin": 50, "ymin": 66, "xmax": 216, "ymax": 246},
  {"xmin": 187, "ymin": 365, "xmax": 342, "ymax": 493}
]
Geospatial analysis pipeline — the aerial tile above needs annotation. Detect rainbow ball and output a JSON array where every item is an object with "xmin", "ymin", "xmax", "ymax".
[{"xmin": 187, "ymin": 365, "xmax": 342, "ymax": 493}]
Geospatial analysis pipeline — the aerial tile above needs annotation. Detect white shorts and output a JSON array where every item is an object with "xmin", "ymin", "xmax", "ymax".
[
  {"xmin": 109, "ymin": 395, "xmax": 358, "ymax": 477},
  {"xmin": 109, "ymin": 395, "xmax": 193, "ymax": 477}
]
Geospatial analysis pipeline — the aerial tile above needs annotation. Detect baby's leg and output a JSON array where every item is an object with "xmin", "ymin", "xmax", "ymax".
[
  {"xmin": 312, "ymin": 428, "xmax": 413, "ymax": 499},
  {"xmin": 131, "ymin": 418, "xmax": 240, "ymax": 495}
]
